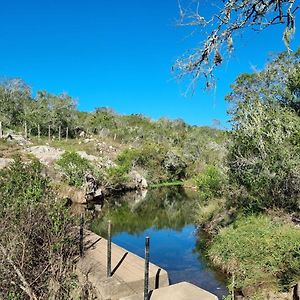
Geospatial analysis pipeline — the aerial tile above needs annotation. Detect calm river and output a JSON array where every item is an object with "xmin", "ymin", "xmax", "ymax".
[{"xmin": 90, "ymin": 187, "xmax": 228, "ymax": 299}]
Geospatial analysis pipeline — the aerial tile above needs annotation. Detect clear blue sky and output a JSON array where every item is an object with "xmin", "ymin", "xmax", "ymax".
[{"xmin": 0, "ymin": 1, "xmax": 299, "ymax": 126}]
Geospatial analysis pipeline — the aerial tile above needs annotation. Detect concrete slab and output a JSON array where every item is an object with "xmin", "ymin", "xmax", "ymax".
[
  {"xmin": 76, "ymin": 230, "xmax": 169, "ymax": 300},
  {"xmin": 120, "ymin": 282, "xmax": 218, "ymax": 300}
]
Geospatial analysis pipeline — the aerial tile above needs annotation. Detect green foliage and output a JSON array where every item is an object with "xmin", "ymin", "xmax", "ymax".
[
  {"xmin": 209, "ymin": 215, "xmax": 300, "ymax": 292},
  {"xmin": 117, "ymin": 144, "xmax": 187, "ymax": 184},
  {"xmin": 195, "ymin": 198, "xmax": 226, "ymax": 225},
  {"xmin": 104, "ymin": 165, "xmax": 129, "ymax": 190},
  {"xmin": 0, "ymin": 156, "xmax": 48, "ymax": 213},
  {"xmin": 56, "ymin": 151, "xmax": 92, "ymax": 187},
  {"xmin": 228, "ymin": 98, "xmax": 300, "ymax": 212},
  {"xmin": 227, "ymin": 50, "xmax": 300, "ymax": 213},
  {"xmin": 195, "ymin": 165, "xmax": 226, "ymax": 201},
  {"xmin": 0, "ymin": 158, "xmax": 78, "ymax": 299}
]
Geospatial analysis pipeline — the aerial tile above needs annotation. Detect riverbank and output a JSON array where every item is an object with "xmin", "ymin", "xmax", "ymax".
[{"xmin": 89, "ymin": 187, "xmax": 228, "ymax": 298}]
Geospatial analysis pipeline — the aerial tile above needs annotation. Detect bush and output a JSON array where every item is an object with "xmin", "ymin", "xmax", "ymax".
[
  {"xmin": 195, "ymin": 165, "xmax": 226, "ymax": 200},
  {"xmin": 0, "ymin": 156, "xmax": 48, "ymax": 213},
  {"xmin": 57, "ymin": 151, "xmax": 92, "ymax": 187},
  {"xmin": 208, "ymin": 215, "xmax": 300, "ymax": 294},
  {"xmin": 117, "ymin": 144, "xmax": 187, "ymax": 184},
  {"xmin": 228, "ymin": 100, "xmax": 300, "ymax": 212},
  {"xmin": 0, "ymin": 158, "xmax": 78, "ymax": 299}
]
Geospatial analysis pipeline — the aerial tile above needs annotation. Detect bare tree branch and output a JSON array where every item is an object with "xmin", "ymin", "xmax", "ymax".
[
  {"xmin": 174, "ymin": 0, "xmax": 299, "ymax": 91},
  {"xmin": 0, "ymin": 244, "xmax": 38, "ymax": 300}
]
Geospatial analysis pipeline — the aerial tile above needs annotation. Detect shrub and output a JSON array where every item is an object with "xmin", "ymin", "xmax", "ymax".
[
  {"xmin": 0, "ymin": 156, "xmax": 48, "ymax": 213},
  {"xmin": 195, "ymin": 165, "xmax": 226, "ymax": 200},
  {"xmin": 0, "ymin": 158, "xmax": 78, "ymax": 299},
  {"xmin": 208, "ymin": 215, "xmax": 300, "ymax": 293},
  {"xmin": 117, "ymin": 144, "xmax": 187, "ymax": 184},
  {"xmin": 228, "ymin": 100, "xmax": 300, "ymax": 212},
  {"xmin": 57, "ymin": 151, "xmax": 92, "ymax": 187}
]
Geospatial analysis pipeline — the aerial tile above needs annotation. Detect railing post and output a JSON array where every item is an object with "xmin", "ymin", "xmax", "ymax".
[
  {"xmin": 66, "ymin": 127, "xmax": 69, "ymax": 141},
  {"xmin": 107, "ymin": 220, "xmax": 112, "ymax": 277},
  {"xmin": 80, "ymin": 213, "xmax": 84, "ymax": 257},
  {"xmin": 144, "ymin": 236, "xmax": 150, "ymax": 300},
  {"xmin": 0, "ymin": 121, "xmax": 2, "ymax": 139}
]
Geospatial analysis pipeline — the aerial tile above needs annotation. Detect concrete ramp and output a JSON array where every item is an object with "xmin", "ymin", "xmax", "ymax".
[
  {"xmin": 120, "ymin": 282, "xmax": 218, "ymax": 300},
  {"xmin": 77, "ymin": 230, "xmax": 169, "ymax": 300}
]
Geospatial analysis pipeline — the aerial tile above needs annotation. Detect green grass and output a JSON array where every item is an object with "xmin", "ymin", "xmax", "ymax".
[
  {"xmin": 208, "ymin": 214, "xmax": 300, "ymax": 295},
  {"xmin": 149, "ymin": 181, "xmax": 184, "ymax": 188}
]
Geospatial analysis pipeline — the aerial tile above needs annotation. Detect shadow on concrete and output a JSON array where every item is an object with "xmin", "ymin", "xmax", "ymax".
[
  {"xmin": 155, "ymin": 268, "xmax": 161, "ymax": 289},
  {"xmin": 111, "ymin": 252, "xmax": 129, "ymax": 276},
  {"xmin": 85, "ymin": 237, "xmax": 102, "ymax": 251}
]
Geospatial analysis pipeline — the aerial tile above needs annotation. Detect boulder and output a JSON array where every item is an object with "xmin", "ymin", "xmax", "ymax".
[
  {"xmin": 58, "ymin": 185, "xmax": 86, "ymax": 204},
  {"xmin": 26, "ymin": 145, "xmax": 65, "ymax": 165},
  {"xmin": 0, "ymin": 158, "xmax": 14, "ymax": 170},
  {"xmin": 128, "ymin": 170, "xmax": 148, "ymax": 190},
  {"xmin": 5, "ymin": 133, "xmax": 32, "ymax": 146}
]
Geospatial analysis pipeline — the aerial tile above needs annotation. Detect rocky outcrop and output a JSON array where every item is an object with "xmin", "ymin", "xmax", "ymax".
[
  {"xmin": 128, "ymin": 170, "xmax": 148, "ymax": 190},
  {"xmin": 26, "ymin": 146, "xmax": 65, "ymax": 165},
  {"xmin": 58, "ymin": 185, "xmax": 86, "ymax": 204},
  {"xmin": 5, "ymin": 133, "xmax": 32, "ymax": 146},
  {"xmin": 0, "ymin": 158, "xmax": 14, "ymax": 170}
]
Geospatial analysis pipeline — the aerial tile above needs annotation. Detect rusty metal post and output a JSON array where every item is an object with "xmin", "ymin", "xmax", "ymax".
[
  {"xmin": 144, "ymin": 236, "xmax": 150, "ymax": 300},
  {"xmin": 107, "ymin": 220, "xmax": 112, "ymax": 277},
  {"xmin": 80, "ymin": 213, "xmax": 84, "ymax": 257}
]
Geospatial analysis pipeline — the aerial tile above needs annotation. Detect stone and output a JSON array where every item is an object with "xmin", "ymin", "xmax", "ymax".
[
  {"xmin": 0, "ymin": 158, "xmax": 14, "ymax": 170},
  {"xmin": 26, "ymin": 145, "xmax": 65, "ymax": 165},
  {"xmin": 128, "ymin": 170, "xmax": 148, "ymax": 190}
]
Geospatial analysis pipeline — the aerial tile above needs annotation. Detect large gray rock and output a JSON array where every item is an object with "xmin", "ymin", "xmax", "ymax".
[
  {"xmin": 128, "ymin": 170, "xmax": 148, "ymax": 190},
  {"xmin": 5, "ymin": 133, "xmax": 32, "ymax": 146},
  {"xmin": 0, "ymin": 158, "xmax": 14, "ymax": 170},
  {"xmin": 26, "ymin": 145, "xmax": 65, "ymax": 165}
]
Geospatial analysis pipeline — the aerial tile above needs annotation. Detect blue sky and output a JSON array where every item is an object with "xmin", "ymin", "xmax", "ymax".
[{"xmin": 0, "ymin": 1, "xmax": 299, "ymax": 126}]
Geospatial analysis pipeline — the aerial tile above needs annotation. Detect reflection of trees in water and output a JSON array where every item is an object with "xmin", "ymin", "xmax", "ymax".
[
  {"xmin": 91, "ymin": 187, "xmax": 199, "ymax": 236},
  {"xmin": 193, "ymin": 230, "xmax": 228, "ymax": 286}
]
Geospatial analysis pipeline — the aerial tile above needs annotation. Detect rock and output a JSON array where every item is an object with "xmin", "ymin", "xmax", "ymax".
[
  {"xmin": 293, "ymin": 282, "xmax": 300, "ymax": 300},
  {"xmin": 128, "ymin": 170, "xmax": 148, "ymax": 190},
  {"xmin": 83, "ymin": 138, "xmax": 95, "ymax": 144},
  {"xmin": 0, "ymin": 158, "xmax": 14, "ymax": 170},
  {"xmin": 84, "ymin": 173, "xmax": 104, "ymax": 206},
  {"xmin": 79, "ymin": 131, "xmax": 86, "ymax": 138},
  {"xmin": 26, "ymin": 145, "xmax": 65, "ymax": 165},
  {"xmin": 77, "ymin": 151, "xmax": 99, "ymax": 162},
  {"xmin": 5, "ymin": 133, "xmax": 32, "ymax": 146},
  {"xmin": 58, "ymin": 185, "xmax": 86, "ymax": 204}
]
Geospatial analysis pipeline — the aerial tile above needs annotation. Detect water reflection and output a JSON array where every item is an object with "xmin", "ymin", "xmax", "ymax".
[{"xmin": 90, "ymin": 187, "xmax": 228, "ymax": 299}]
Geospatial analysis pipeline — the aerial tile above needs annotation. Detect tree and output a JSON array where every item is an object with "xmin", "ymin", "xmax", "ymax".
[
  {"xmin": 36, "ymin": 91, "xmax": 77, "ymax": 136},
  {"xmin": 0, "ymin": 78, "xmax": 31, "ymax": 127},
  {"xmin": 226, "ymin": 49, "xmax": 300, "ymax": 114},
  {"xmin": 174, "ymin": 0, "xmax": 299, "ymax": 89},
  {"xmin": 227, "ymin": 51, "xmax": 300, "ymax": 212}
]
